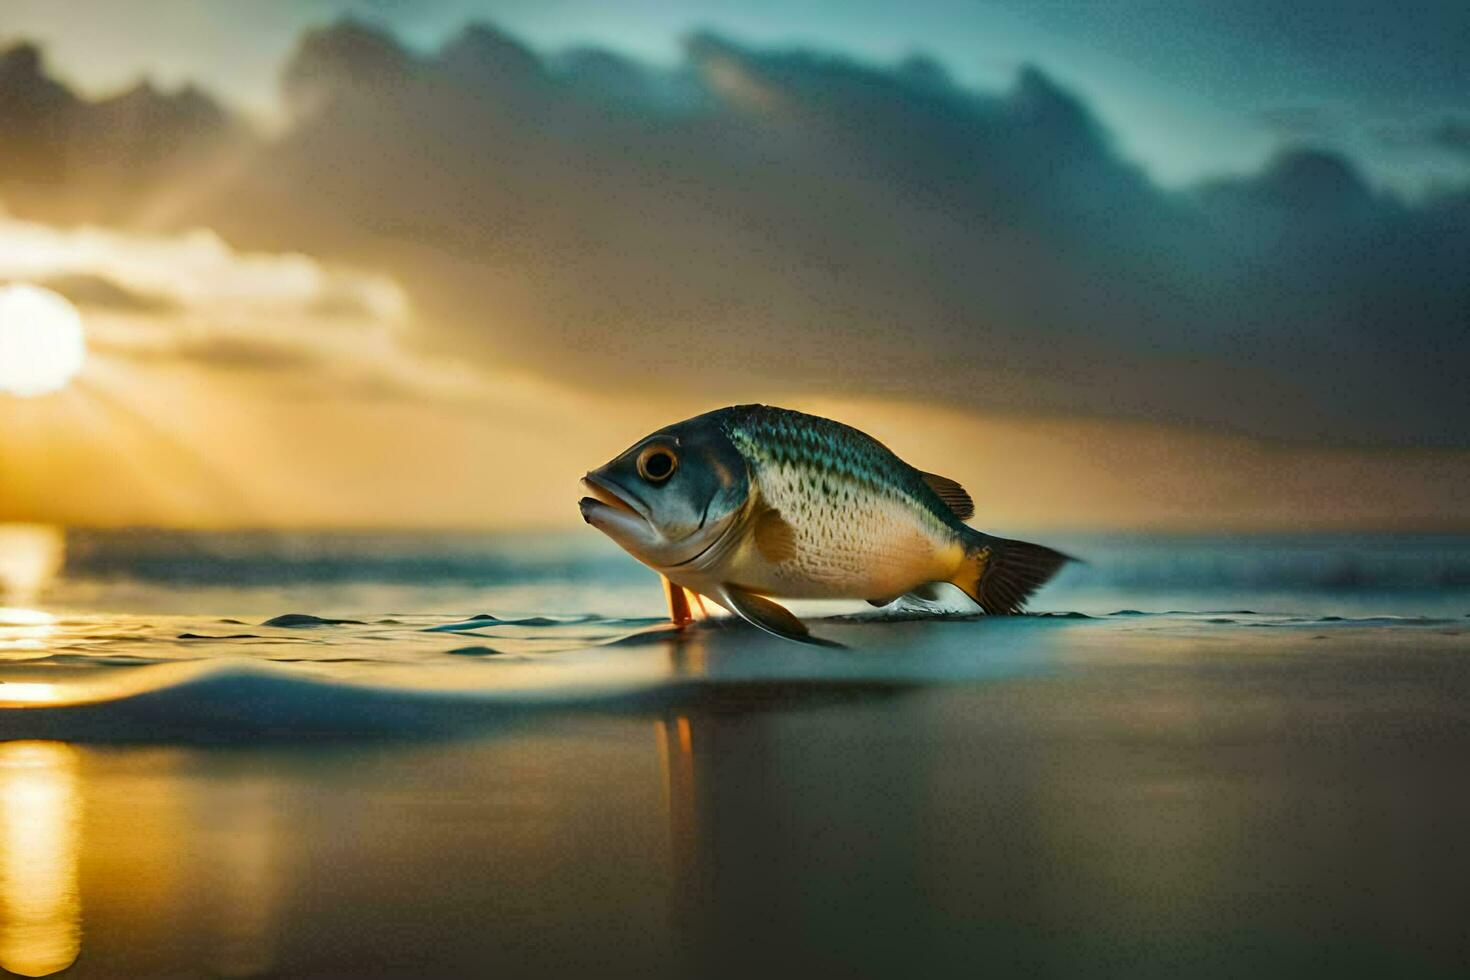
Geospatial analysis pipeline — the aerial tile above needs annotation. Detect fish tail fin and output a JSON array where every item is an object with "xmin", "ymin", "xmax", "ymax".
[{"xmin": 950, "ymin": 531, "xmax": 1072, "ymax": 615}]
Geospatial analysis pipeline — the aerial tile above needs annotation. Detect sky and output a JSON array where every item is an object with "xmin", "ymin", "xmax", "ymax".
[
  {"xmin": 0, "ymin": 1, "xmax": 1466, "ymax": 530},
  {"xmin": 4, "ymin": 0, "xmax": 1468, "ymax": 190}
]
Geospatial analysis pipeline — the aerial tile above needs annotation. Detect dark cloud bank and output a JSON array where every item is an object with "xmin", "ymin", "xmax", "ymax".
[{"xmin": 1, "ymin": 23, "xmax": 1466, "ymax": 447}]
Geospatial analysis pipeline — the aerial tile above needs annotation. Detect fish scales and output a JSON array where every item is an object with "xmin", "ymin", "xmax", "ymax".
[
  {"xmin": 719, "ymin": 406, "xmax": 960, "ymax": 596},
  {"xmin": 719, "ymin": 405, "xmax": 957, "ymax": 531}
]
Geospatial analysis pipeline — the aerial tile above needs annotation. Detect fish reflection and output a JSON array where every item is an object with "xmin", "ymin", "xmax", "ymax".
[
  {"xmin": 655, "ymin": 715, "xmax": 704, "ymax": 913},
  {"xmin": 663, "ymin": 629, "xmax": 710, "ymax": 677},
  {"xmin": 654, "ymin": 681, "xmax": 919, "ymax": 974},
  {"xmin": 0, "ymin": 741, "xmax": 81, "ymax": 978},
  {"xmin": 196, "ymin": 776, "xmax": 280, "ymax": 978}
]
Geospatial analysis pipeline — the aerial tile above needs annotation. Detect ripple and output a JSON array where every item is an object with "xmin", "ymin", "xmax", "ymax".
[{"xmin": 260, "ymin": 614, "xmax": 366, "ymax": 628}]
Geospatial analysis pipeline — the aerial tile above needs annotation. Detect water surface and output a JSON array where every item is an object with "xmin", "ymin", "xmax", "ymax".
[{"xmin": 0, "ymin": 529, "xmax": 1467, "ymax": 977}]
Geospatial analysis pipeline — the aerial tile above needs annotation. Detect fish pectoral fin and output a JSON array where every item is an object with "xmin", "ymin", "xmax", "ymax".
[
  {"xmin": 753, "ymin": 507, "xmax": 798, "ymax": 563},
  {"xmin": 866, "ymin": 598, "xmax": 894, "ymax": 608},
  {"xmin": 920, "ymin": 471, "xmax": 975, "ymax": 521},
  {"xmin": 718, "ymin": 586, "xmax": 842, "ymax": 647}
]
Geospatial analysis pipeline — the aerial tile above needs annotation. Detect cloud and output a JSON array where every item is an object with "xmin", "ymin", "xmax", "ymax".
[
  {"xmin": 1374, "ymin": 114, "xmax": 1470, "ymax": 162},
  {"xmin": 0, "ymin": 210, "xmax": 489, "ymax": 402},
  {"xmin": 5, "ymin": 272, "xmax": 178, "ymax": 313},
  {"xmin": 0, "ymin": 41, "xmax": 247, "ymax": 225},
  {"xmin": 1, "ymin": 24, "xmax": 1467, "ymax": 447},
  {"xmin": 125, "ymin": 333, "xmax": 324, "ymax": 371},
  {"xmin": 1256, "ymin": 106, "xmax": 1340, "ymax": 141},
  {"xmin": 1431, "ymin": 118, "xmax": 1470, "ymax": 158},
  {"xmin": 0, "ymin": 211, "xmax": 405, "ymax": 323}
]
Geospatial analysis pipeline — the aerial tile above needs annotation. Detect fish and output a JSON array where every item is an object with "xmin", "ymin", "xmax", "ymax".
[{"xmin": 579, "ymin": 404, "xmax": 1072, "ymax": 645}]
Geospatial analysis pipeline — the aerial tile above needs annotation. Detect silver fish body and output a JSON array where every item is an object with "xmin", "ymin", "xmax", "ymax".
[{"xmin": 580, "ymin": 405, "xmax": 1069, "ymax": 644}]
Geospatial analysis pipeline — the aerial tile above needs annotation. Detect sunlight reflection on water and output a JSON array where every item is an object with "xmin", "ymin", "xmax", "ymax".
[
  {"xmin": 0, "ymin": 684, "xmax": 60, "ymax": 705},
  {"xmin": 0, "ymin": 610, "xmax": 54, "ymax": 661},
  {"xmin": 0, "ymin": 525, "xmax": 63, "ymax": 609},
  {"xmin": 0, "ymin": 741, "xmax": 81, "ymax": 977}
]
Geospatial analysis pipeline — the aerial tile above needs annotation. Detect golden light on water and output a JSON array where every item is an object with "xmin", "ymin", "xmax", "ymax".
[
  {"xmin": 0, "ymin": 610, "xmax": 54, "ymax": 628},
  {"xmin": 0, "ymin": 526, "xmax": 63, "ymax": 659},
  {"xmin": 0, "ymin": 286, "xmax": 86, "ymax": 398},
  {"xmin": 0, "ymin": 525, "xmax": 64, "ymax": 608},
  {"xmin": 0, "ymin": 684, "xmax": 61, "ymax": 705},
  {"xmin": 0, "ymin": 742, "xmax": 82, "ymax": 977},
  {"xmin": 0, "ymin": 613, "xmax": 55, "ymax": 661}
]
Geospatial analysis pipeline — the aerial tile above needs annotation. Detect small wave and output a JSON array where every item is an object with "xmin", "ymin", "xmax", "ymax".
[
  {"xmin": 22, "ymin": 653, "xmax": 166, "ymax": 667},
  {"xmin": 1228, "ymin": 615, "xmax": 1460, "ymax": 629},
  {"xmin": 0, "ymin": 657, "xmax": 927, "ymax": 744},
  {"xmin": 261, "ymin": 613, "xmax": 366, "ymax": 627},
  {"xmin": 1312, "ymin": 615, "xmax": 1457, "ymax": 626},
  {"xmin": 0, "ymin": 662, "xmax": 663, "ymax": 743},
  {"xmin": 594, "ymin": 625, "xmax": 684, "ymax": 648},
  {"xmin": 423, "ymin": 613, "xmax": 610, "ymax": 632},
  {"xmin": 823, "ymin": 609, "xmax": 1092, "ymax": 624},
  {"xmin": 264, "ymin": 656, "xmax": 381, "ymax": 664}
]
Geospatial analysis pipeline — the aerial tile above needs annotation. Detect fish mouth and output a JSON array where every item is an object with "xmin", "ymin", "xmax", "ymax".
[{"xmin": 579, "ymin": 473, "xmax": 649, "ymax": 524}]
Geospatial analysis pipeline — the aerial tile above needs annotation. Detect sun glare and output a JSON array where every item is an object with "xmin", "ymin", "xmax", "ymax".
[{"xmin": 0, "ymin": 285, "xmax": 86, "ymax": 398}]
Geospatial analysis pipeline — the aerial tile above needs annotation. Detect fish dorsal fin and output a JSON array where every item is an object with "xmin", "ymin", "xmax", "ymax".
[
  {"xmin": 921, "ymin": 471, "xmax": 974, "ymax": 521},
  {"xmin": 719, "ymin": 586, "xmax": 842, "ymax": 647},
  {"xmin": 753, "ymin": 507, "xmax": 797, "ymax": 563}
]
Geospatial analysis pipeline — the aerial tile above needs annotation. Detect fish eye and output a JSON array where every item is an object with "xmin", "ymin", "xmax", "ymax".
[{"xmin": 637, "ymin": 446, "xmax": 678, "ymax": 483}]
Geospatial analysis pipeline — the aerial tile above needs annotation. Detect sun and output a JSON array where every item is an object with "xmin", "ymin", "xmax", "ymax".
[{"xmin": 0, "ymin": 284, "xmax": 87, "ymax": 398}]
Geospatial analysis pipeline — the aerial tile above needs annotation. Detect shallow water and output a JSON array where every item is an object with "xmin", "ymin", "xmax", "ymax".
[{"xmin": 0, "ymin": 529, "xmax": 1467, "ymax": 977}]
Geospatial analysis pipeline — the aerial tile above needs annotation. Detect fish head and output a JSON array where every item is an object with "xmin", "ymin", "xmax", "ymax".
[{"xmin": 580, "ymin": 414, "xmax": 749, "ymax": 569}]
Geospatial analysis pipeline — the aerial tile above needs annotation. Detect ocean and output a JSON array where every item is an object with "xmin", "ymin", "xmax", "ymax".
[{"xmin": 1, "ymin": 527, "xmax": 1468, "ymax": 977}]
